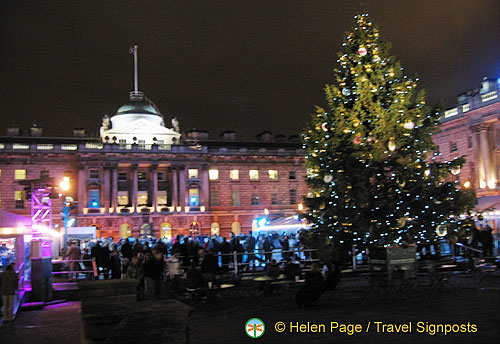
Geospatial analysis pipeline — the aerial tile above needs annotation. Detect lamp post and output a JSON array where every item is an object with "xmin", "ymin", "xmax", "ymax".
[{"xmin": 59, "ymin": 177, "xmax": 71, "ymax": 250}]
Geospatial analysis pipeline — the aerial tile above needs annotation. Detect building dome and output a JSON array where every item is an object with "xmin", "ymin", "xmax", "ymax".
[{"xmin": 115, "ymin": 91, "xmax": 161, "ymax": 116}]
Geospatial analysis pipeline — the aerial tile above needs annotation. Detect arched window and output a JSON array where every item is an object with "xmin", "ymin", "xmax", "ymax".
[
  {"xmin": 160, "ymin": 222, "xmax": 172, "ymax": 239},
  {"xmin": 211, "ymin": 222, "xmax": 220, "ymax": 236},
  {"xmin": 189, "ymin": 221, "xmax": 200, "ymax": 236},
  {"xmin": 119, "ymin": 223, "xmax": 132, "ymax": 239},
  {"xmin": 231, "ymin": 221, "xmax": 241, "ymax": 235}
]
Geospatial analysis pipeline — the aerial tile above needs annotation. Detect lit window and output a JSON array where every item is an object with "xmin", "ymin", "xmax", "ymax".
[
  {"xmin": 118, "ymin": 191, "xmax": 129, "ymax": 206},
  {"xmin": 230, "ymin": 169, "xmax": 239, "ymax": 180},
  {"xmin": 89, "ymin": 169, "xmax": 99, "ymax": 179},
  {"xmin": 232, "ymin": 190, "xmax": 240, "ymax": 206},
  {"xmin": 268, "ymin": 170, "xmax": 278, "ymax": 180},
  {"xmin": 157, "ymin": 191, "xmax": 167, "ymax": 206},
  {"xmin": 188, "ymin": 169, "xmax": 199, "ymax": 179},
  {"xmin": 211, "ymin": 223, "xmax": 220, "ymax": 236},
  {"xmin": 249, "ymin": 169, "xmax": 259, "ymax": 180},
  {"xmin": 137, "ymin": 191, "xmax": 148, "ymax": 206},
  {"xmin": 209, "ymin": 169, "xmax": 219, "ymax": 180},
  {"xmin": 15, "ymin": 169, "xmax": 26, "ymax": 180},
  {"xmin": 189, "ymin": 188, "xmax": 199, "ymax": 206},
  {"xmin": 15, "ymin": 190, "xmax": 25, "ymax": 209},
  {"xmin": 88, "ymin": 190, "xmax": 100, "ymax": 208}
]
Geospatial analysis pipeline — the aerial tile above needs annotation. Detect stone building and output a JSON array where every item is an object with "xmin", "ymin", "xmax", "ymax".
[
  {"xmin": 0, "ymin": 90, "xmax": 307, "ymax": 240},
  {"xmin": 432, "ymin": 77, "xmax": 500, "ymax": 221}
]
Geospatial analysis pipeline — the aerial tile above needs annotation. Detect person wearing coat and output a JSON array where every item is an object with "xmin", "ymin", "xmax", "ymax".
[{"xmin": 1, "ymin": 263, "xmax": 19, "ymax": 322}]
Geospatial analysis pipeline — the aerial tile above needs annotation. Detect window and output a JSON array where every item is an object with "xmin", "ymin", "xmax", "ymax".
[
  {"xmin": 210, "ymin": 189, "xmax": 219, "ymax": 206},
  {"xmin": 157, "ymin": 172, "xmax": 166, "ymax": 181},
  {"xmin": 157, "ymin": 191, "xmax": 167, "ymax": 206},
  {"xmin": 137, "ymin": 191, "xmax": 148, "ymax": 206},
  {"xmin": 434, "ymin": 146, "xmax": 440, "ymax": 156},
  {"xmin": 290, "ymin": 189, "xmax": 297, "ymax": 205},
  {"xmin": 450, "ymin": 141, "xmax": 458, "ymax": 153},
  {"xmin": 289, "ymin": 171, "xmax": 296, "ymax": 180},
  {"xmin": 231, "ymin": 190, "xmax": 240, "ymax": 206},
  {"xmin": 268, "ymin": 170, "xmax": 279, "ymax": 180},
  {"xmin": 231, "ymin": 222, "xmax": 241, "ymax": 235},
  {"xmin": 209, "ymin": 169, "xmax": 219, "ymax": 180},
  {"xmin": 15, "ymin": 169, "xmax": 26, "ymax": 180},
  {"xmin": 88, "ymin": 190, "xmax": 100, "ymax": 208},
  {"xmin": 160, "ymin": 222, "xmax": 172, "ymax": 239},
  {"xmin": 230, "ymin": 169, "xmax": 239, "ymax": 180},
  {"xmin": 189, "ymin": 188, "xmax": 199, "ymax": 206},
  {"xmin": 118, "ymin": 173, "xmax": 128, "ymax": 181},
  {"xmin": 271, "ymin": 193, "xmax": 279, "ymax": 205},
  {"xmin": 15, "ymin": 191, "xmax": 24, "ymax": 209},
  {"xmin": 188, "ymin": 168, "xmax": 199, "ymax": 179},
  {"xmin": 89, "ymin": 169, "xmax": 99, "ymax": 179},
  {"xmin": 138, "ymin": 172, "xmax": 147, "ymax": 181},
  {"xmin": 119, "ymin": 223, "xmax": 132, "ymax": 239},
  {"xmin": 211, "ymin": 223, "xmax": 220, "ymax": 236},
  {"xmin": 40, "ymin": 170, "xmax": 49, "ymax": 179},
  {"xmin": 249, "ymin": 169, "xmax": 259, "ymax": 180},
  {"xmin": 118, "ymin": 191, "xmax": 129, "ymax": 206},
  {"xmin": 251, "ymin": 193, "xmax": 260, "ymax": 205}
]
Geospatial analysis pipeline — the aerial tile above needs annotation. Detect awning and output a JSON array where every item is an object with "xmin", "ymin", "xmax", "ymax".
[
  {"xmin": 475, "ymin": 195, "xmax": 500, "ymax": 212},
  {"xmin": 258, "ymin": 216, "xmax": 310, "ymax": 232}
]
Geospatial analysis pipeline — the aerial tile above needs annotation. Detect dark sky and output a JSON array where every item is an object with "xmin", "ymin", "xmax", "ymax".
[{"xmin": 0, "ymin": 1, "xmax": 499, "ymax": 140}]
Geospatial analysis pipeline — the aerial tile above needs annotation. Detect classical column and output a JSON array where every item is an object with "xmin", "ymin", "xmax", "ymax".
[
  {"xmin": 131, "ymin": 164, "xmax": 138, "ymax": 213},
  {"xmin": 178, "ymin": 165, "xmax": 186, "ymax": 211},
  {"xmin": 201, "ymin": 165, "xmax": 209, "ymax": 207},
  {"xmin": 111, "ymin": 166, "xmax": 118, "ymax": 213},
  {"xmin": 77, "ymin": 164, "xmax": 86, "ymax": 213},
  {"xmin": 472, "ymin": 125, "xmax": 484, "ymax": 188},
  {"xmin": 103, "ymin": 165, "xmax": 111, "ymax": 213},
  {"xmin": 151, "ymin": 164, "xmax": 158, "ymax": 212},
  {"xmin": 479, "ymin": 125, "xmax": 494, "ymax": 188},
  {"xmin": 171, "ymin": 167, "xmax": 178, "ymax": 209}
]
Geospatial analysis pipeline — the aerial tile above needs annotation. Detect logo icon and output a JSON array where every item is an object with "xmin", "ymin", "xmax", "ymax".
[{"xmin": 245, "ymin": 318, "xmax": 265, "ymax": 338}]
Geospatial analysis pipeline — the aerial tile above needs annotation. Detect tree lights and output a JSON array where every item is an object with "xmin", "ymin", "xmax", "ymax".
[{"xmin": 301, "ymin": 14, "xmax": 475, "ymax": 259}]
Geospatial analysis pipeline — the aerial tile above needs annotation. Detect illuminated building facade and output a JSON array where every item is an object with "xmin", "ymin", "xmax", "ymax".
[
  {"xmin": 0, "ymin": 91, "xmax": 307, "ymax": 240},
  {"xmin": 432, "ymin": 77, "xmax": 500, "ymax": 219}
]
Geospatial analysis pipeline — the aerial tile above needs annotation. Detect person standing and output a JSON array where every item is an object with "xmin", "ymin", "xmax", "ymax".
[
  {"xmin": 0, "ymin": 263, "xmax": 18, "ymax": 322},
  {"xmin": 65, "ymin": 241, "xmax": 81, "ymax": 282}
]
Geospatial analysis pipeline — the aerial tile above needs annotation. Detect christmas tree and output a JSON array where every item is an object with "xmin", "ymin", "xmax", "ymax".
[{"xmin": 302, "ymin": 14, "xmax": 475, "ymax": 261}]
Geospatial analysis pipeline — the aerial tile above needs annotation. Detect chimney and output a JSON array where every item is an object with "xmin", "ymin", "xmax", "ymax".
[
  {"xmin": 6, "ymin": 125, "xmax": 21, "ymax": 136},
  {"xmin": 30, "ymin": 124, "xmax": 43, "ymax": 137},
  {"xmin": 220, "ymin": 131, "xmax": 236, "ymax": 141},
  {"xmin": 73, "ymin": 128, "xmax": 87, "ymax": 137}
]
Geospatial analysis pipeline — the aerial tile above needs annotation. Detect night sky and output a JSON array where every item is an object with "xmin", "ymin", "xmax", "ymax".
[{"xmin": 0, "ymin": 1, "xmax": 499, "ymax": 140}]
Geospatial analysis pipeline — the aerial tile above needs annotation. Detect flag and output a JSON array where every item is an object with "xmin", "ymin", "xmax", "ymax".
[{"xmin": 129, "ymin": 46, "xmax": 137, "ymax": 54}]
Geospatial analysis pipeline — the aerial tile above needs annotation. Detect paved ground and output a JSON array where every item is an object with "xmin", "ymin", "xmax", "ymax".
[
  {"xmin": 0, "ymin": 301, "xmax": 81, "ymax": 344},
  {"xmin": 0, "ymin": 272, "xmax": 498, "ymax": 344},
  {"xmin": 187, "ymin": 274, "xmax": 500, "ymax": 344}
]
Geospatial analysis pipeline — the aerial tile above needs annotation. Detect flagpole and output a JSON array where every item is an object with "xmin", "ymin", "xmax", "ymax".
[{"xmin": 133, "ymin": 44, "xmax": 139, "ymax": 93}]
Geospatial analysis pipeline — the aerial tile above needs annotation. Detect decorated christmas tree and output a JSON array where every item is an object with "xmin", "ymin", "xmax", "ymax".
[{"xmin": 302, "ymin": 14, "xmax": 475, "ymax": 261}]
